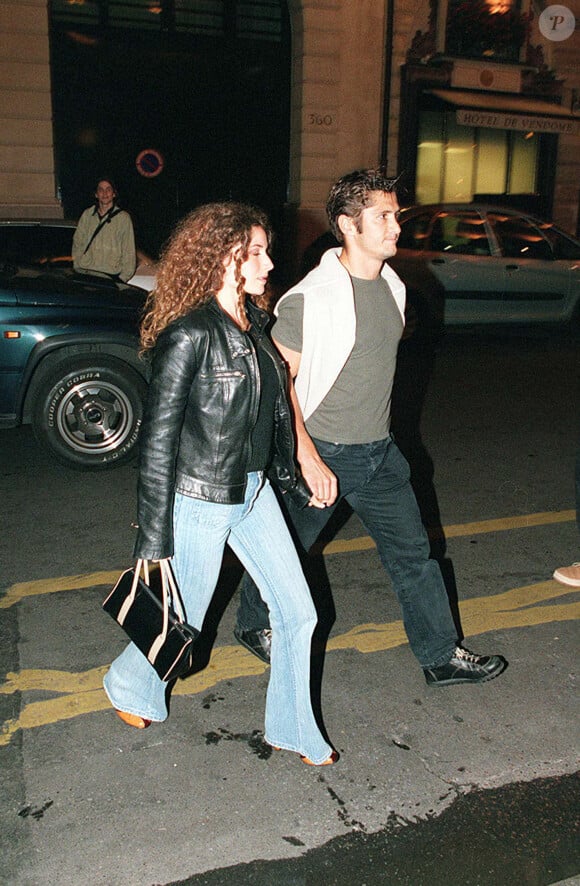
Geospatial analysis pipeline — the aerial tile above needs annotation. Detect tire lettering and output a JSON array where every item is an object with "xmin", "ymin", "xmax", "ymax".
[{"xmin": 66, "ymin": 371, "xmax": 101, "ymax": 388}]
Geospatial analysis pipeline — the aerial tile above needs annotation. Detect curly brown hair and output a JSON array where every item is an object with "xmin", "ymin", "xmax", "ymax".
[{"xmin": 140, "ymin": 201, "xmax": 273, "ymax": 351}]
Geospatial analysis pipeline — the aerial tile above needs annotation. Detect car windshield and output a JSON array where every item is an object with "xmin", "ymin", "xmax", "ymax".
[
  {"xmin": 488, "ymin": 214, "xmax": 554, "ymax": 260},
  {"xmin": 433, "ymin": 213, "xmax": 490, "ymax": 255},
  {"xmin": 397, "ymin": 211, "xmax": 432, "ymax": 250},
  {"xmin": 399, "ymin": 210, "xmax": 491, "ymax": 256},
  {"xmin": 540, "ymin": 225, "xmax": 580, "ymax": 261},
  {"xmin": 0, "ymin": 224, "xmax": 74, "ymax": 266}
]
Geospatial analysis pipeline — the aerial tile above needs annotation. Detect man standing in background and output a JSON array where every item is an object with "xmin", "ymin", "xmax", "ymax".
[{"xmin": 73, "ymin": 177, "xmax": 136, "ymax": 283}]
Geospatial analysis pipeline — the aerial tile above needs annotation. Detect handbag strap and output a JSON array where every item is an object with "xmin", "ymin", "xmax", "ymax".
[
  {"xmin": 117, "ymin": 559, "xmax": 187, "ymax": 666},
  {"xmin": 117, "ymin": 558, "xmax": 149, "ymax": 625},
  {"xmin": 161, "ymin": 560, "xmax": 186, "ymax": 622},
  {"xmin": 147, "ymin": 560, "xmax": 190, "ymax": 667}
]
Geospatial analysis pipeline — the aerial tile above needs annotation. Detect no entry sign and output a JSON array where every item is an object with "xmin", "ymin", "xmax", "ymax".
[{"xmin": 136, "ymin": 149, "xmax": 164, "ymax": 178}]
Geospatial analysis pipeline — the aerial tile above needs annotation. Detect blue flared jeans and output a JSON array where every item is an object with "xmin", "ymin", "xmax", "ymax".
[
  {"xmin": 104, "ymin": 472, "xmax": 332, "ymax": 764},
  {"xmin": 238, "ymin": 437, "xmax": 458, "ymax": 668}
]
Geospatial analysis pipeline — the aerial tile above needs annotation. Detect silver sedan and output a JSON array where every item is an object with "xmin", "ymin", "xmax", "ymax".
[{"xmin": 390, "ymin": 204, "xmax": 580, "ymax": 327}]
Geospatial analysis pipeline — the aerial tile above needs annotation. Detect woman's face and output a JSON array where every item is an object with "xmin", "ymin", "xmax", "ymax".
[{"xmin": 238, "ymin": 226, "xmax": 274, "ymax": 295}]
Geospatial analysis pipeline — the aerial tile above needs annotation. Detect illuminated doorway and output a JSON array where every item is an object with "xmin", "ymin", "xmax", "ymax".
[{"xmin": 416, "ymin": 109, "xmax": 540, "ymax": 204}]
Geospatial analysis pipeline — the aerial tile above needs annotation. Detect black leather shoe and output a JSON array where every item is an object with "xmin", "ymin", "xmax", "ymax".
[
  {"xmin": 234, "ymin": 628, "xmax": 271, "ymax": 664},
  {"xmin": 424, "ymin": 646, "xmax": 507, "ymax": 686}
]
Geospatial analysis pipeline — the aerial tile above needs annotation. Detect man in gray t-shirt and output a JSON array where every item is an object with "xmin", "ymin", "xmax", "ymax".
[
  {"xmin": 235, "ymin": 167, "xmax": 506, "ymax": 690},
  {"xmin": 274, "ymin": 277, "xmax": 402, "ymax": 444}
]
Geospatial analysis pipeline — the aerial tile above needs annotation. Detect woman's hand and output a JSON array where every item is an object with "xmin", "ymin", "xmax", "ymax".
[
  {"xmin": 308, "ymin": 493, "xmax": 330, "ymax": 509},
  {"xmin": 301, "ymin": 444, "xmax": 338, "ymax": 508},
  {"xmin": 271, "ymin": 338, "xmax": 339, "ymax": 509}
]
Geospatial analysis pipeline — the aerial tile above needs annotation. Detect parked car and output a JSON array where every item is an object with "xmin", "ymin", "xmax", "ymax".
[
  {"xmin": 390, "ymin": 204, "xmax": 580, "ymax": 328},
  {"xmin": 0, "ymin": 218, "xmax": 157, "ymax": 291},
  {"xmin": 0, "ymin": 263, "xmax": 149, "ymax": 470}
]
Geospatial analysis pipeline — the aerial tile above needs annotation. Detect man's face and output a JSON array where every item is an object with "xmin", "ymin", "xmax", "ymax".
[
  {"xmin": 95, "ymin": 181, "xmax": 116, "ymax": 212},
  {"xmin": 349, "ymin": 191, "xmax": 401, "ymax": 262}
]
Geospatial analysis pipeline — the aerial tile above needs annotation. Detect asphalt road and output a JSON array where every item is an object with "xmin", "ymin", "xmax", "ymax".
[{"xmin": 1, "ymin": 328, "xmax": 579, "ymax": 885}]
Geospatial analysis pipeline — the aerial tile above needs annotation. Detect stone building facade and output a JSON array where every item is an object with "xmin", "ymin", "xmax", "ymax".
[
  {"xmin": 285, "ymin": 0, "xmax": 580, "ymax": 249},
  {"xmin": 0, "ymin": 0, "xmax": 60, "ymax": 217},
  {"xmin": 1, "ymin": 0, "xmax": 578, "ymax": 253}
]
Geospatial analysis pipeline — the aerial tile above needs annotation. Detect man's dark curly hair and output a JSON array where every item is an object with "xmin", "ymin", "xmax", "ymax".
[{"xmin": 326, "ymin": 168, "xmax": 400, "ymax": 243}]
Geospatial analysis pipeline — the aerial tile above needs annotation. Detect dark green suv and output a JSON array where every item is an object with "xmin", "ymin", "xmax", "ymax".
[{"xmin": 0, "ymin": 263, "xmax": 148, "ymax": 470}]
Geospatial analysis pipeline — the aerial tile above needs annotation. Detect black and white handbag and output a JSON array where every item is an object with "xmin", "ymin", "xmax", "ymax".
[{"xmin": 103, "ymin": 558, "xmax": 199, "ymax": 681}]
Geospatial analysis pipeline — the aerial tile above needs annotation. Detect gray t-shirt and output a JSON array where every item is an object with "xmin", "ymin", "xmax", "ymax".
[{"xmin": 272, "ymin": 275, "xmax": 403, "ymax": 444}]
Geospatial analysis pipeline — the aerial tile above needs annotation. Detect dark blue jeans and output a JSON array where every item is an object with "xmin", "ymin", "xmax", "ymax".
[{"xmin": 237, "ymin": 436, "xmax": 458, "ymax": 668}]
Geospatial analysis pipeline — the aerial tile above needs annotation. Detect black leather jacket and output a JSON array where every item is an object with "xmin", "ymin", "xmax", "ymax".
[{"xmin": 134, "ymin": 298, "xmax": 310, "ymax": 559}]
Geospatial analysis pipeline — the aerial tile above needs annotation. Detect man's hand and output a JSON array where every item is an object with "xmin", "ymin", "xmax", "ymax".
[{"xmin": 298, "ymin": 434, "xmax": 338, "ymax": 508}]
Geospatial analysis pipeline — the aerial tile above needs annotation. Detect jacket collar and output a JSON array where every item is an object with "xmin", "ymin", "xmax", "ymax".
[
  {"xmin": 206, "ymin": 296, "xmax": 269, "ymax": 331},
  {"xmin": 245, "ymin": 298, "xmax": 269, "ymax": 332},
  {"xmin": 205, "ymin": 297, "xmax": 270, "ymax": 358}
]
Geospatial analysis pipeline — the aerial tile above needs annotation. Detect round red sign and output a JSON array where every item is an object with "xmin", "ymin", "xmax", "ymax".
[{"xmin": 136, "ymin": 149, "xmax": 164, "ymax": 178}]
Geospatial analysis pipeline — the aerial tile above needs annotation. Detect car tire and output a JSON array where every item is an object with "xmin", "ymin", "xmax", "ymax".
[{"xmin": 32, "ymin": 356, "xmax": 147, "ymax": 470}]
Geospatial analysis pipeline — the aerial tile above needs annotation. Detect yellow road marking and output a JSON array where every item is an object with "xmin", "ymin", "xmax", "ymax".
[
  {"xmin": 1, "ymin": 580, "xmax": 577, "ymax": 747},
  {"xmin": 442, "ymin": 509, "xmax": 576, "ymax": 537},
  {"xmin": 0, "ymin": 510, "xmax": 575, "ymax": 609},
  {"xmin": 0, "ymin": 570, "xmax": 121, "ymax": 609},
  {"xmin": 322, "ymin": 509, "xmax": 576, "ymax": 554}
]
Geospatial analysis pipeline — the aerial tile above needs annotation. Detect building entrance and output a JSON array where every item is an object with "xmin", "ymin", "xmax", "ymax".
[
  {"xmin": 416, "ymin": 109, "xmax": 540, "ymax": 204},
  {"xmin": 49, "ymin": 1, "xmax": 291, "ymax": 257}
]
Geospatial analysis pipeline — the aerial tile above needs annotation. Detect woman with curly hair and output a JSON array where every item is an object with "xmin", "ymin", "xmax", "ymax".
[{"xmin": 103, "ymin": 202, "xmax": 337, "ymax": 766}]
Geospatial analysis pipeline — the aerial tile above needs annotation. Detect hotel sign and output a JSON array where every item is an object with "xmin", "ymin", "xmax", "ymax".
[{"xmin": 457, "ymin": 109, "xmax": 580, "ymax": 136}]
